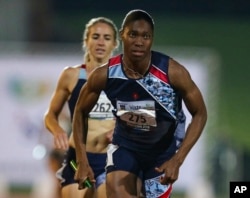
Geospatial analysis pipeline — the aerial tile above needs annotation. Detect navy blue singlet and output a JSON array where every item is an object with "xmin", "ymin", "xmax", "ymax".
[{"xmin": 104, "ymin": 51, "xmax": 184, "ymax": 155}]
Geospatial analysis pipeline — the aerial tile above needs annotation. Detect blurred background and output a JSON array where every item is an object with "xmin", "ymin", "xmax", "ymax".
[{"xmin": 1, "ymin": 0, "xmax": 250, "ymax": 198}]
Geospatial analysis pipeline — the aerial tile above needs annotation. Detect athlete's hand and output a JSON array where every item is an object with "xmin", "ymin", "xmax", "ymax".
[
  {"xmin": 74, "ymin": 161, "xmax": 96, "ymax": 190},
  {"xmin": 53, "ymin": 130, "xmax": 69, "ymax": 150},
  {"xmin": 155, "ymin": 156, "xmax": 181, "ymax": 185}
]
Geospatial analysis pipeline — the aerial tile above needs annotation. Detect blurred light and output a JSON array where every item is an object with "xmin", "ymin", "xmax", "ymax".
[{"xmin": 32, "ymin": 144, "xmax": 47, "ymax": 160}]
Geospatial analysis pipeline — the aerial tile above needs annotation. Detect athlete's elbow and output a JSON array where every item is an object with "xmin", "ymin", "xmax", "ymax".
[
  {"xmin": 43, "ymin": 111, "xmax": 52, "ymax": 130},
  {"xmin": 196, "ymin": 107, "xmax": 207, "ymax": 129}
]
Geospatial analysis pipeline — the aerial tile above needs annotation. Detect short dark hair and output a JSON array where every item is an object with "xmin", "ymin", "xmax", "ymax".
[{"xmin": 120, "ymin": 9, "xmax": 154, "ymax": 32}]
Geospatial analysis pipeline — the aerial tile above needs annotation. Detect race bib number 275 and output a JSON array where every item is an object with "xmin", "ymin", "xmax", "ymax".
[{"xmin": 116, "ymin": 100, "xmax": 157, "ymax": 130}]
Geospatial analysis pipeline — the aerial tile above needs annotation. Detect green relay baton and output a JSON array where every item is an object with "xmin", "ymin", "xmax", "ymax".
[{"xmin": 70, "ymin": 160, "xmax": 92, "ymax": 188}]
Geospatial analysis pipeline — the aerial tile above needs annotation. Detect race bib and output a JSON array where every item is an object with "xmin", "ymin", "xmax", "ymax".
[
  {"xmin": 116, "ymin": 100, "xmax": 157, "ymax": 130},
  {"xmin": 89, "ymin": 93, "xmax": 113, "ymax": 119}
]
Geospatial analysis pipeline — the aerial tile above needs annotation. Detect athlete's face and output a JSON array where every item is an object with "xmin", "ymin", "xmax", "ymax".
[
  {"xmin": 86, "ymin": 22, "xmax": 117, "ymax": 62},
  {"xmin": 120, "ymin": 19, "xmax": 153, "ymax": 61}
]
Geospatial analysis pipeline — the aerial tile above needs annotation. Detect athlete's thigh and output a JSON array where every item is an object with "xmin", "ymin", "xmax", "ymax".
[
  {"xmin": 96, "ymin": 183, "xmax": 106, "ymax": 198},
  {"xmin": 106, "ymin": 170, "xmax": 138, "ymax": 198},
  {"xmin": 61, "ymin": 183, "xmax": 93, "ymax": 198},
  {"xmin": 106, "ymin": 144, "xmax": 140, "ymax": 197}
]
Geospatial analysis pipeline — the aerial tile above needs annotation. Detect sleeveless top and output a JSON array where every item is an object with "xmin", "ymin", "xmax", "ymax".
[
  {"xmin": 104, "ymin": 51, "xmax": 186, "ymax": 154},
  {"xmin": 68, "ymin": 64, "xmax": 113, "ymax": 121}
]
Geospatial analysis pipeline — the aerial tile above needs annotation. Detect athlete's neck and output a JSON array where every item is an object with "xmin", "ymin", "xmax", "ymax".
[{"xmin": 122, "ymin": 55, "xmax": 151, "ymax": 78}]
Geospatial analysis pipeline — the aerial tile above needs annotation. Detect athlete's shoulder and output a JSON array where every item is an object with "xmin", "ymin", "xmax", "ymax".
[
  {"xmin": 168, "ymin": 58, "xmax": 192, "ymax": 90},
  {"xmin": 63, "ymin": 64, "xmax": 85, "ymax": 72},
  {"xmin": 59, "ymin": 64, "xmax": 83, "ymax": 82},
  {"xmin": 61, "ymin": 64, "xmax": 80, "ymax": 74}
]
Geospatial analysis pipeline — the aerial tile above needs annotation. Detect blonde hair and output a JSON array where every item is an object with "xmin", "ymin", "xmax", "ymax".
[{"xmin": 82, "ymin": 17, "xmax": 119, "ymax": 62}]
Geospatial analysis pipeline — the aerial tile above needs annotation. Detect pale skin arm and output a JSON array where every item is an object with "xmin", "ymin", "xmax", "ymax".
[
  {"xmin": 72, "ymin": 65, "xmax": 107, "ymax": 189},
  {"xmin": 44, "ymin": 67, "xmax": 77, "ymax": 150},
  {"xmin": 155, "ymin": 58, "xmax": 207, "ymax": 184}
]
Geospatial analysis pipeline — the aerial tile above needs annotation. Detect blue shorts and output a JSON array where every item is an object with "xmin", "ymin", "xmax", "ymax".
[
  {"xmin": 106, "ymin": 141, "xmax": 177, "ymax": 197},
  {"xmin": 56, "ymin": 146, "xmax": 106, "ymax": 188}
]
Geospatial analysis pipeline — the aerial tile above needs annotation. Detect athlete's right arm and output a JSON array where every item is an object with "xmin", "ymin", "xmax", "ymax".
[
  {"xmin": 73, "ymin": 64, "xmax": 108, "ymax": 189},
  {"xmin": 44, "ymin": 67, "xmax": 75, "ymax": 150}
]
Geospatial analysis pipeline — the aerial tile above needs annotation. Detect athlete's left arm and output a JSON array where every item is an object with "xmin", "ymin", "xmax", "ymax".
[
  {"xmin": 156, "ymin": 58, "xmax": 207, "ymax": 184},
  {"xmin": 171, "ymin": 58, "xmax": 207, "ymax": 163}
]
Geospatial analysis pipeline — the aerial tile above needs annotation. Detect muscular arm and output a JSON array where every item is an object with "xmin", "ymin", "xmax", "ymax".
[
  {"xmin": 72, "ymin": 65, "xmax": 107, "ymax": 186},
  {"xmin": 156, "ymin": 58, "xmax": 207, "ymax": 184},
  {"xmin": 44, "ymin": 67, "xmax": 78, "ymax": 150},
  {"xmin": 169, "ymin": 58, "xmax": 207, "ymax": 165}
]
